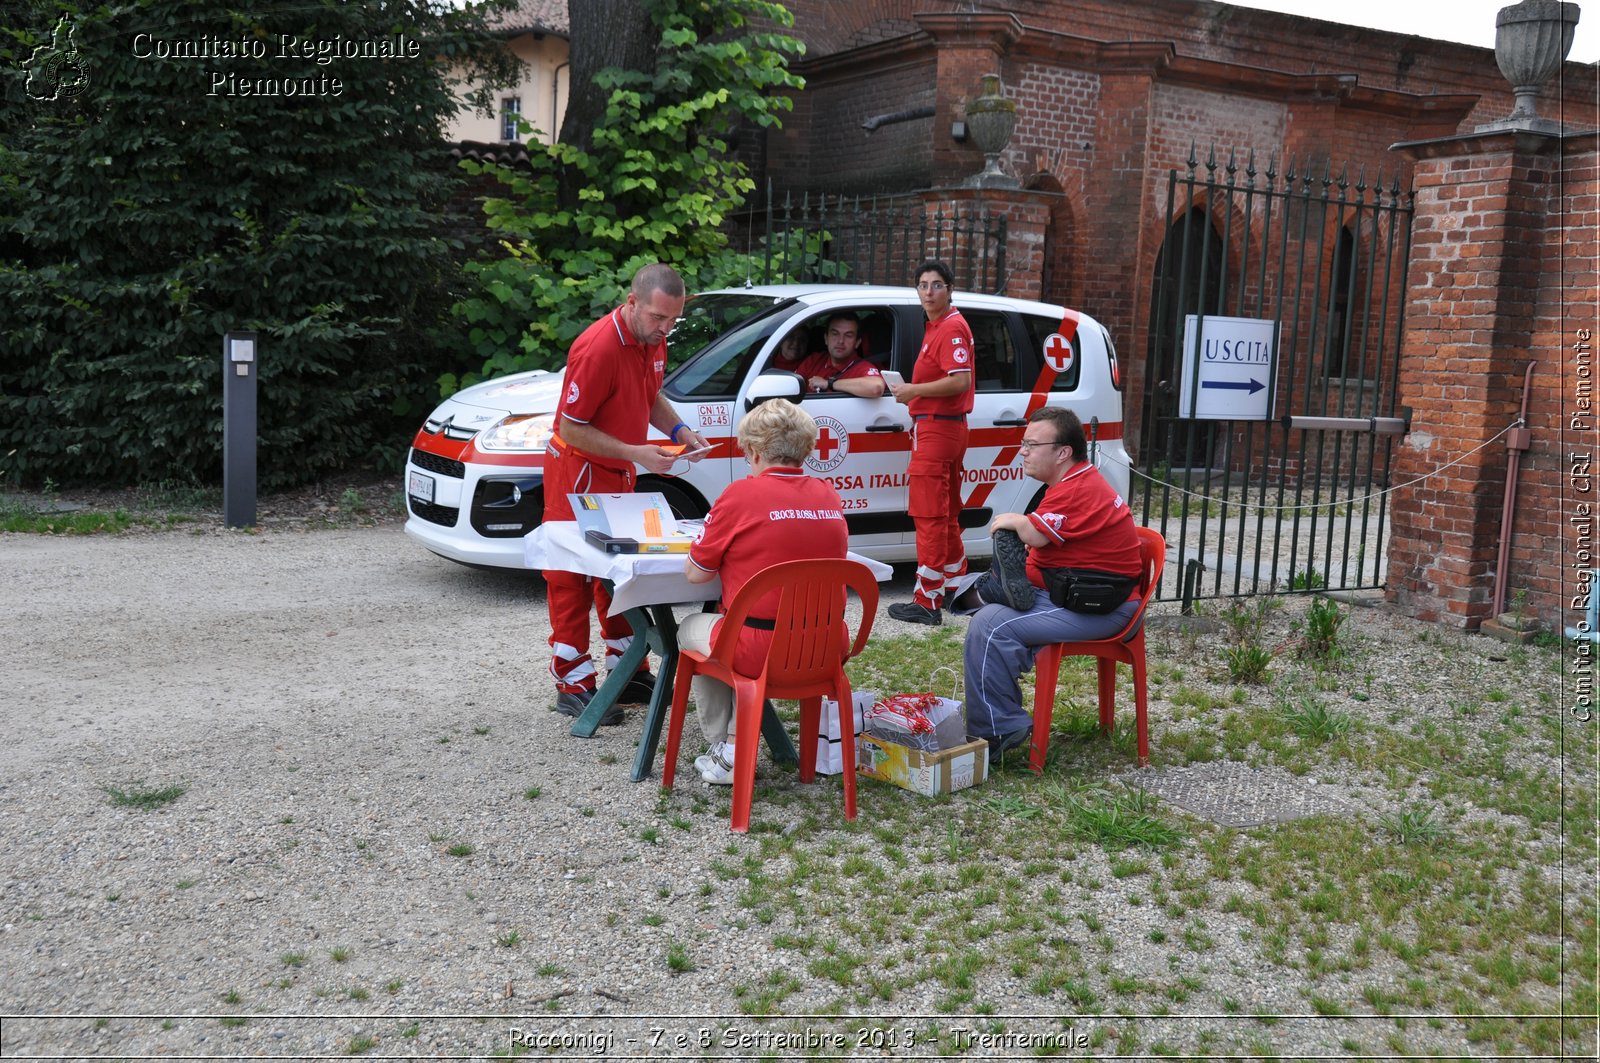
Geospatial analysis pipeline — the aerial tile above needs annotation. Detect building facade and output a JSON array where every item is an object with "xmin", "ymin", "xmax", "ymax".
[{"xmin": 756, "ymin": 0, "xmax": 1596, "ymax": 630}]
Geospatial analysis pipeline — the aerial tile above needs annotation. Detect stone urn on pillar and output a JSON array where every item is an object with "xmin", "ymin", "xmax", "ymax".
[
  {"xmin": 1486, "ymin": 0, "xmax": 1581, "ymax": 132},
  {"xmin": 963, "ymin": 73, "xmax": 1019, "ymax": 189}
]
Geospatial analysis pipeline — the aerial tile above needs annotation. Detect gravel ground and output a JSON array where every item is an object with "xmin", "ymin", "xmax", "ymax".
[{"xmin": 0, "ymin": 485, "xmax": 1592, "ymax": 1060}]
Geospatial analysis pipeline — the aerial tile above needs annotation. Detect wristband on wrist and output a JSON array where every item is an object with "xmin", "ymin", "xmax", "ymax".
[{"xmin": 670, "ymin": 422, "xmax": 688, "ymax": 441}]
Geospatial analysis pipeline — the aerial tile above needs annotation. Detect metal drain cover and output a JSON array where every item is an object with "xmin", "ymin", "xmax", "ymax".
[{"xmin": 1123, "ymin": 761, "xmax": 1355, "ymax": 827}]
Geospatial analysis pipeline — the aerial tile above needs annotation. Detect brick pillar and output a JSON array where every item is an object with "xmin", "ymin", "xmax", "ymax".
[
  {"xmin": 912, "ymin": 12, "xmax": 1024, "ymax": 188},
  {"xmin": 917, "ymin": 187, "xmax": 1057, "ymax": 300},
  {"xmin": 1387, "ymin": 129, "xmax": 1573, "ymax": 626}
]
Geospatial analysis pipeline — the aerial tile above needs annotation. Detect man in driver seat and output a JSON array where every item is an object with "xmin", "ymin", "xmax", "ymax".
[{"xmin": 793, "ymin": 312, "xmax": 887, "ymax": 397}]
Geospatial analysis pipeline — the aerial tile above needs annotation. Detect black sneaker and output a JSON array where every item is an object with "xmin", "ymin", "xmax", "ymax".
[
  {"xmin": 887, "ymin": 601, "xmax": 942, "ymax": 626},
  {"xmin": 987, "ymin": 726, "xmax": 1033, "ymax": 764},
  {"xmin": 553, "ymin": 689, "xmax": 623, "ymax": 727},
  {"xmin": 989, "ymin": 529, "xmax": 1037, "ymax": 611},
  {"xmin": 616, "ymin": 671, "xmax": 656, "ymax": 705}
]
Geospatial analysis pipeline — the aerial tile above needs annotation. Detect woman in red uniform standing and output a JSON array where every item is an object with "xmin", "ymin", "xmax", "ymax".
[{"xmin": 886, "ymin": 260, "xmax": 975, "ymax": 625}]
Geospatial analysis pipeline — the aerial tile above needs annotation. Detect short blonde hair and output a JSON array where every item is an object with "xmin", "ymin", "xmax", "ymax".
[{"xmin": 738, "ymin": 400, "xmax": 817, "ymax": 466}]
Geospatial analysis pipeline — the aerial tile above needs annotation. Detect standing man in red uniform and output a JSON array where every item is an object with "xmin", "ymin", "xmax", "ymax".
[
  {"xmin": 886, "ymin": 260, "xmax": 974, "ymax": 625},
  {"xmin": 543, "ymin": 264, "xmax": 708, "ymax": 723}
]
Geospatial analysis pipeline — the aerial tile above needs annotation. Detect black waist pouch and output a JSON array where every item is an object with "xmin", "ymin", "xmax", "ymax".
[{"xmin": 1041, "ymin": 567, "xmax": 1139, "ymax": 614}]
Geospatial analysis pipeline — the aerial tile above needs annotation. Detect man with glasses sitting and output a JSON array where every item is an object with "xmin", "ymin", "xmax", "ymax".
[
  {"xmin": 946, "ymin": 407, "xmax": 1143, "ymax": 759},
  {"xmin": 886, "ymin": 260, "xmax": 974, "ymax": 625}
]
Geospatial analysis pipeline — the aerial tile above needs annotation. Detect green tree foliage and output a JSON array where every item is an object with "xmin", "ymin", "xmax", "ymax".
[
  {"xmin": 449, "ymin": 0, "xmax": 805, "ymax": 391},
  {"xmin": 0, "ymin": 0, "xmax": 516, "ymax": 488}
]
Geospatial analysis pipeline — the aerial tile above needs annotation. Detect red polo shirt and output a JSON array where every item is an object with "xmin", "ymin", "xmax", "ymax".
[
  {"xmin": 689, "ymin": 468, "xmax": 849, "ymax": 675},
  {"xmin": 1025, "ymin": 462, "xmax": 1142, "ymax": 585},
  {"xmin": 556, "ymin": 306, "xmax": 668, "ymax": 472},
  {"xmin": 909, "ymin": 307, "xmax": 975, "ymax": 418},
  {"xmin": 792, "ymin": 353, "xmax": 884, "ymax": 392}
]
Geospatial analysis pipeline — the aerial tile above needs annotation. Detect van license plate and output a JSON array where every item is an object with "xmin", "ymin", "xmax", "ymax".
[{"xmin": 408, "ymin": 471, "xmax": 435, "ymax": 505}]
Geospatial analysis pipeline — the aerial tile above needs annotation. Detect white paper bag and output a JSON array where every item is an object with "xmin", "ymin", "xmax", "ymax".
[{"xmin": 815, "ymin": 691, "xmax": 873, "ymax": 775}]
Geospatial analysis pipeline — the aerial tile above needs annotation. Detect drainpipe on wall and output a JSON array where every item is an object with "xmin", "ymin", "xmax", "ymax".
[
  {"xmin": 1491, "ymin": 362, "xmax": 1536, "ymax": 618},
  {"xmin": 551, "ymin": 60, "xmax": 569, "ymax": 143}
]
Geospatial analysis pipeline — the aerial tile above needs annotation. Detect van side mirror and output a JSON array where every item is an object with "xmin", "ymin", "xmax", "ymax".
[{"xmin": 745, "ymin": 370, "xmax": 805, "ymax": 411}]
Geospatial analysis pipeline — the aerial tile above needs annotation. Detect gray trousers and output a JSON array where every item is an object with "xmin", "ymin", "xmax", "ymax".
[
  {"xmin": 956, "ymin": 587, "xmax": 1140, "ymax": 740},
  {"xmin": 677, "ymin": 611, "xmax": 735, "ymax": 745}
]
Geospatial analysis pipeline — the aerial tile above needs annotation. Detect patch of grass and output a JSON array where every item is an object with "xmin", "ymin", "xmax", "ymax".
[
  {"xmin": 102, "ymin": 782, "xmax": 186, "ymax": 811},
  {"xmin": 1380, "ymin": 805, "xmax": 1448, "ymax": 846},
  {"xmin": 523, "ymin": 787, "xmax": 541, "ymax": 800},
  {"xmin": 1062, "ymin": 788, "xmax": 1183, "ymax": 850},
  {"xmin": 495, "ymin": 929, "xmax": 521, "ymax": 948},
  {"xmin": 1278, "ymin": 696, "xmax": 1352, "ymax": 741},
  {"xmin": 330, "ymin": 946, "xmax": 352, "ymax": 963},
  {"xmin": 1289, "ymin": 567, "xmax": 1325, "ymax": 591},
  {"xmin": 665, "ymin": 942, "xmax": 695, "ymax": 973},
  {"xmin": 1224, "ymin": 643, "xmax": 1273, "ymax": 684},
  {"xmin": 0, "ymin": 500, "xmax": 139, "ymax": 535},
  {"xmin": 1299, "ymin": 596, "xmax": 1347, "ymax": 661},
  {"xmin": 445, "ymin": 843, "xmax": 474, "ymax": 857}
]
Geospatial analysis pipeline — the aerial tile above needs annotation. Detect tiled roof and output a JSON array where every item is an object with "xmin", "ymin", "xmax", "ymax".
[{"xmin": 486, "ymin": 0, "xmax": 568, "ymax": 37}]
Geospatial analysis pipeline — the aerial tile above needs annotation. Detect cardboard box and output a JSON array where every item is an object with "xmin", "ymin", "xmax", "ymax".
[{"xmin": 856, "ymin": 734, "xmax": 990, "ymax": 797}]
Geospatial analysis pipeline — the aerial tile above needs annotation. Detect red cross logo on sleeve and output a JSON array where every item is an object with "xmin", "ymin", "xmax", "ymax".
[{"xmin": 1043, "ymin": 333, "xmax": 1074, "ymax": 374}]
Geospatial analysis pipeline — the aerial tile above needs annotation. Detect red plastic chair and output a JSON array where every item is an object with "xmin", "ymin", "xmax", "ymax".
[
  {"xmin": 1029, "ymin": 527, "xmax": 1166, "ymax": 772},
  {"xmin": 661, "ymin": 558, "xmax": 879, "ymax": 832}
]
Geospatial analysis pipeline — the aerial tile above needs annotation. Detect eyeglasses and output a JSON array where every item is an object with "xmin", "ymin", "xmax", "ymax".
[
  {"xmin": 916, "ymin": 281, "xmax": 948, "ymax": 292},
  {"xmin": 1017, "ymin": 439, "xmax": 1066, "ymax": 451}
]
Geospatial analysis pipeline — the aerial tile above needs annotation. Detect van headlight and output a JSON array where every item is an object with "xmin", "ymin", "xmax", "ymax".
[{"xmin": 477, "ymin": 413, "xmax": 557, "ymax": 452}]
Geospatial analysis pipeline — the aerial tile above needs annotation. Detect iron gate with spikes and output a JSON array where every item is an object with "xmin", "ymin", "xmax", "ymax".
[{"xmin": 1136, "ymin": 145, "xmax": 1414, "ymax": 603}]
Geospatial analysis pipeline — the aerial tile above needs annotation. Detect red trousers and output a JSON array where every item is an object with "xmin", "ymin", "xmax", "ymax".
[
  {"xmin": 542, "ymin": 446, "xmax": 638, "ymax": 694},
  {"xmin": 907, "ymin": 418, "xmax": 968, "ymax": 608}
]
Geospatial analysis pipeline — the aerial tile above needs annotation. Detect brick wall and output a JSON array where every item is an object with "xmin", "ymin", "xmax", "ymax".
[{"xmin": 1388, "ymin": 131, "xmax": 1597, "ymax": 628}]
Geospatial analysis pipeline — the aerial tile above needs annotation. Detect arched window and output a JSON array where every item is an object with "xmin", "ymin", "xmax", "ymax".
[
  {"xmin": 1323, "ymin": 225, "xmax": 1357, "ymax": 377},
  {"xmin": 1141, "ymin": 208, "xmax": 1224, "ymax": 467}
]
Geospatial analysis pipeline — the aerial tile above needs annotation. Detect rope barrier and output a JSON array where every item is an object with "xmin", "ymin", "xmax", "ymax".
[{"xmin": 1098, "ymin": 419, "xmax": 1523, "ymax": 516}]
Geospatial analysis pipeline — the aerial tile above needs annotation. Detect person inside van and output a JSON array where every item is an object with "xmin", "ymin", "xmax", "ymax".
[
  {"xmin": 768, "ymin": 328, "xmax": 810, "ymax": 374},
  {"xmin": 793, "ymin": 312, "xmax": 887, "ymax": 397}
]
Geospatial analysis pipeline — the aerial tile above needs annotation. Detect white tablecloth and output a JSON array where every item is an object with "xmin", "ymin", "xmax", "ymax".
[{"xmin": 525, "ymin": 522, "xmax": 893, "ymax": 615}]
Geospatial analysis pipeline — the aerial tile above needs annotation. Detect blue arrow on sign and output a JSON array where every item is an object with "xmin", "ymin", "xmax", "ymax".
[{"xmin": 1201, "ymin": 378, "xmax": 1265, "ymax": 394}]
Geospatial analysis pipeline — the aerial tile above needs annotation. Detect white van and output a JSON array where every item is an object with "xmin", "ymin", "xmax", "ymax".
[{"xmin": 404, "ymin": 284, "xmax": 1128, "ymax": 569}]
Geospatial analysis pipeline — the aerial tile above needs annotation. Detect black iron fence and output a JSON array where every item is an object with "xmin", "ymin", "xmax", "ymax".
[
  {"xmin": 748, "ymin": 183, "xmax": 1008, "ymax": 293},
  {"xmin": 1136, "ymin": 145, "xmax": 1414, "ymax": 602}
]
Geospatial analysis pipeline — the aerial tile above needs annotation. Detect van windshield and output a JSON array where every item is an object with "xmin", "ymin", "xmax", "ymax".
[{"xmin": 666, "ymin": 294, "xmax": 795, "ymax": 399}]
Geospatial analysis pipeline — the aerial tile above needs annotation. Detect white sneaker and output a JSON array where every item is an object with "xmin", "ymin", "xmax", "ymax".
[{"xmin": 699, "ymin": 746, "xmax": 735, "ymax": 786}]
